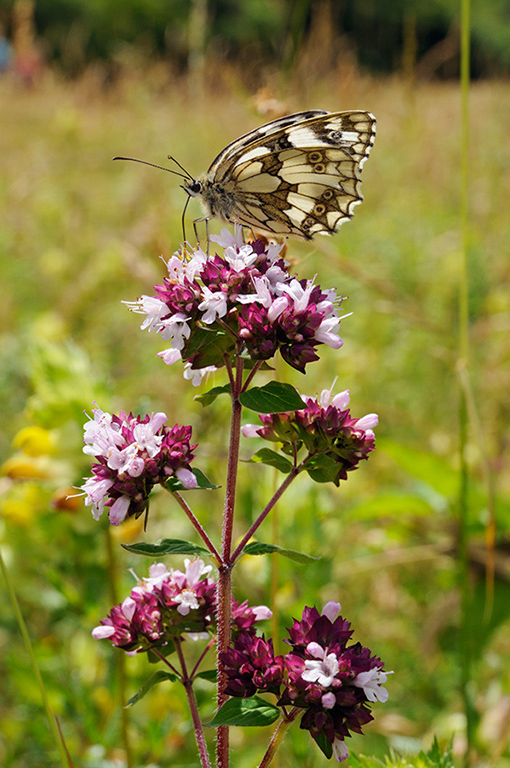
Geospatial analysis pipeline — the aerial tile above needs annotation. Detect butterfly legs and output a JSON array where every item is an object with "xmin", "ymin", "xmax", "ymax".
[{"xmin": 192, "ymin": 216, "xmax": 211, "ymax": 255}]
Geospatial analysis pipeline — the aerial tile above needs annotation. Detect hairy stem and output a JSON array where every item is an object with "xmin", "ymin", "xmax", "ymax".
[
  {"xmin": 257, "ymin": 709, "xmax": 300, "ymax": 768},
  {"xmin": 175, "ymin": 640, "xmax": 212, "ymax": 768},
  {"xmin": 216, "ymin": 353, "xmax": 244, "ymax": 768},
  {"xmin": 170, "ymin": 490, "xmax": 221, "ymax": 563},
  {"xmin": 230, "ymin": 467, "xmax": 300, "ymax": 564}
]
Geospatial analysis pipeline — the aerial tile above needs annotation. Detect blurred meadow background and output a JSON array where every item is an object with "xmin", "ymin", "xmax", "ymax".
[{"xmin": 0, "ymin": 0, "xmax": 509, "ymax": 766}]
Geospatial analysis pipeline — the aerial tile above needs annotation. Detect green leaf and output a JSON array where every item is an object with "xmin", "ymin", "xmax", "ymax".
[
  {"xmin": 125, "ymin": 671, "xmax": 178, "ymax": 708},
  {"xmin": 122, "ymin": 539, "xmax": 210, "ymax": 557},
  {"xmin": 205, "ymin": 695, "xmax": 280, "ymax": 727},
  {"xmin": 243, "ymin": 541, "xmax": 320, "ymax": 563},
  {"xmin": 184, "ymin": 325, "xmax": 235, "ymax": 369},
  {"xmin": 305, "ymin": 454, "xmax": 340, "ymax": 485},
  {"xmin": 240, "ymin": 381, "xmax": 304, "ymax": 413},
  {"xmin": 195, "ymin": 669, "xmax": 217, "ymax": 683},
  {"xmin": 195, "ymin": 384, "xmax": 231, "ymax": 407},
  {"xmin": 248, "ymin": 448, "xmax": 293, "ymax": 473},
  {"xmin": 165, "ymin": 467, "xmax": 219, "ymax": 492},
  {"xmin": 314, "ymin": 729, "xmax": 333, "ymax": 759}
]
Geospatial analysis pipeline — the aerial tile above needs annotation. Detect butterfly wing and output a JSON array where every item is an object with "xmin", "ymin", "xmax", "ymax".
[
  {"xmin": 206, "ymin": 110, "xmax": 329, "ymax": 178},
  {"xmin": 203, "ymin": 111, "xmax": 376, "ymax": 239}
]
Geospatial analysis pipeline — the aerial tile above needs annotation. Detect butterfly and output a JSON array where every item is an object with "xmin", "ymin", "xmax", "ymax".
[{"xmin": 115, "ymin": 109, "xmax": 376, "ymax": 241}]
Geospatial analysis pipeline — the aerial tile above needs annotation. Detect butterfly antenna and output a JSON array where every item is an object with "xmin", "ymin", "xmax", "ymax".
[
  {"xmin": 181, "ymin": 195, "xmax": 190, "ymax": 243},
  {"xmin": 168, "ymin": 156, "xmax": 194, "ymax": 181},
  {"xmin": 113, "ymin": 156, "xmax": 190, "ymax": 181}
]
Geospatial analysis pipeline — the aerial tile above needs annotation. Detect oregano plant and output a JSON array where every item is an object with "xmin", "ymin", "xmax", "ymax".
[{"xmin": 79, "ymin": 226, "xmax": 390, "ymax": 766}]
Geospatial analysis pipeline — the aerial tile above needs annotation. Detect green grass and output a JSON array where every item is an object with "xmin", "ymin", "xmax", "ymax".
[{"xmin": 0, "ymin": 68, "xmax": 509, "ymax": 767}]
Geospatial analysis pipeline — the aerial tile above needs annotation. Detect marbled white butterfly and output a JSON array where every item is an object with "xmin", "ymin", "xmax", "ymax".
[{"xmin": 115, "ymin": 109, "xmax": 376, "ymax": 240}]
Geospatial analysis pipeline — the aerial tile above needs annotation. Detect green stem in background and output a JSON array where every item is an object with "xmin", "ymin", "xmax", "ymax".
[
  {"xmin": 0, "ymin": 547, "xmax": 72, "ymax": 768},
  {"xmin": 105, "ymin": 528, "xmax": 134, "ymax": 768},
  {"xmin": 458, "ymin": 0, "xmax": 476, "ymax": 763}
]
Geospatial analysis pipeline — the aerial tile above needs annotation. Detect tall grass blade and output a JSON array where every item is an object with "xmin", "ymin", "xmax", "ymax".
[{"xmin": 0, "ymin": 548, "xmax": 72, "ymax": 767}]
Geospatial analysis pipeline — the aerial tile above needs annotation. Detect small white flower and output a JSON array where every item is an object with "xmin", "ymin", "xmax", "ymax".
[
  {"xmin": 210, "ymin": 225, "xmax": 245, "ymax": 251},
  {"xmin": 83, "ymin": 406, "xmax": 124, "ymax": 456},
  {"xmin": 281, "ymin": 278, "xmax": 315, "ymax": 312},
  {"xmin": 265, "ymin": 241, "xmax": 286, "ymax": 262},
  {"xmin": 241, "ymin": 423, "xmax": 263, "ymax": 438},
  {"xmin": 321, "ymin": 601, "xmax": 341, "ymax": 622},
  {"xmin": 331, "ymin": 390, "xmax": 350, "ymax": 411},
  {"xmin": 314, "ymin": 316, "xmax": 343, "ymax": 348},
  {"xmin": 158, "ymin": 347, "xmax": 182, "ymax": 366},
  {"xmin": 224, "ymin": 243, "xmax": 258, "ymax": 271},
  {"xmin": 353, "ymin": 667, "xmax": 391, "ymax": 703},
  {"xmin": 198, "ymin": 286, "xmax": 228, "ymax": 324},
  {"xmin": 183, "ymin": 558, "xmax": 213, "ymax": 584},
  {"xmin": 183, "ymin": 363, "xmax": 216, "ymax": 386},
  {"xmin": 175, "ymin": 467, "xmax": 198, "ymax": 489},
  {"xmin": 355, "ymin": 413, "xmax": 379, "ymax": 431},
  {"xmin": 175, "ymin": 589, "xmax": 200, "ymax": 615},
  {"xmin": 302, "ymin": 643, "xmax": 339, "ymax": 687},
  {"xmin": 238, "ymin": 276, "xmax": 273, "ymax": 307},
  {"xmin": 141, "ymin": 562, "xmax": 172, "ymax": 591},
  {"xmin": 92, "ymin": 624, "xmax": 115, "ymax": 640},
  {"xmin": 109, "ymin": 495, "xmax": 131, "ymax": 525},
  {"xmin": 124, "ymin": 295, "xmax": 168, "ymax": 333},
  {"xmin": 332, "ymin": 738, "xmax": 349, "ymax": 763},
  {"xmin": 159, "ymin": 313, "xmax": 191, "ymax": 348}
]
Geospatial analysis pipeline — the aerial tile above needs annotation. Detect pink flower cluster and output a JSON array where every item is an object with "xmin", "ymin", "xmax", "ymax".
[
  {"xmin": 80, "ymin": 406, "xmax": 197, "ymax": 525},
  {"xmin": 221, "ymin": 602, "xmax": 391, "ymax": 763},
  {"xmin": 93, "ymin": 559, "xmax": 272, "ymax": 655},
  {"xmin": 93, "ymin": 559, "xmax": 216, "ymax": 652},
  {"xmin": 126, "ymin": 227, "xmax": 344, "ymax": 381},
  {"xmin": 243, "ymin": 386, "xmax": 378, "ymax": 484}
]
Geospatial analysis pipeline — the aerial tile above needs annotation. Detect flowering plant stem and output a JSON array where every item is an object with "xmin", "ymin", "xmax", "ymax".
[
  {"xmin": 170, "ymin": 489, "xmax": 221, "ymax": 563},
  {"xmin": 216, "ymin": 353, "xmax": 244, "ymax": 767},
  {"xmin": 165, "ymin": 643, "xmax": 213, "ymax": 768},
  {"xmin": 86, "ymin": 229, "xmax": 388, "ymax": 766},
  {"xmin": 258, "ymin": 708, "xmax": 300, "ymax": 768},
  {"xmin": 231, "ymin": 467, "xmax": 299, "ymax": 563}
]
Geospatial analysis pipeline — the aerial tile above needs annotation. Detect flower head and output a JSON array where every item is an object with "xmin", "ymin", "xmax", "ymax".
[
  {"xmin": 79, "ymin": 406, "xmax": 197, "ymax": 525},
  {"xmin": 127, "ymin": 231, "xmax": 345, "ymax": 377},
  {"xmin": 221, "ymin": 601, "xmax": 390, "ymax": 763},
  {"xmin": 242, "ymin": 387, "xmax": 377, "ymax": 485},
  {"xmin": 93, "ymin": 558, "xmax": 216, "ymax": 652}
]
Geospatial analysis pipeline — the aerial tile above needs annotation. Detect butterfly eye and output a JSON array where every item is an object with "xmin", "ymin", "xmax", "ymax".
[
  {"xmin": 322, "ymin": 189, "xmax": 334, "ymax": 201},
  {"xmin": 303, "ymin": 217, "xmax": 315, "ymax": 230},
  {"xmin": 307, "ymin": 151, "xmax": 323, "ymax": 163},
  {"xmin": 314, "ymin": 204, "xmax": 326, "ymax": 216},
  {"xmin": 313, "ymin": 164, "xmax": 326, "ymax": 173}
]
